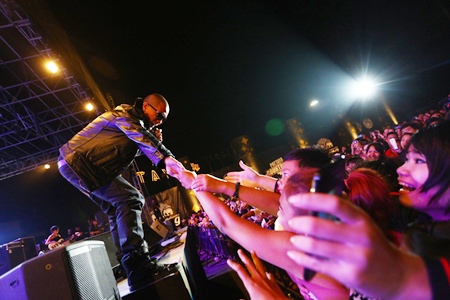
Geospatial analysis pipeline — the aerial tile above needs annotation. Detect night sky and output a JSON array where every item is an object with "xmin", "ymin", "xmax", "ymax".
[{"xmin": 1, "ymin": 0, "xmax": 449, "ymax": 245}]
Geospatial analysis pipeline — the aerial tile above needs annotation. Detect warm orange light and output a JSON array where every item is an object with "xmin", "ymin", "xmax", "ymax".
[
  {"xmin": 44, "ymin": 60, "xmax": 60, "ymax": 74},
  {"xmin": 85, "ymin": 102, "xmax": 95, "ymax": 111}
]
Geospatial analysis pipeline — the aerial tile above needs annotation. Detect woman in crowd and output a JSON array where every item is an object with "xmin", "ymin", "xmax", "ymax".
[
  {"xmin": 365, "ymin": 141, "xmax": 386, "ymax": 162},
  {"xmin": 285, "ymin": 120, "xmax": 450, "ymax": 299},
  {"xmin": 350, "ymin": 137, "xmax": 369, "ymax": 160}
]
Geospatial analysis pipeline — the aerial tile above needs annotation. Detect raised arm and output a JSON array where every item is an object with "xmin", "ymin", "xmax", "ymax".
[
  {"xmin": 225, "ymin": 160, "xmax": 278, "ymax": 191},
  {"xmin": 193, "ymin": 173, "xmax": 281, "ymax": 215}
]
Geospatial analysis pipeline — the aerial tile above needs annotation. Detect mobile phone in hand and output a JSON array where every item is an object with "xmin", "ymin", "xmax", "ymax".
[{"xmin": 303, "ymin": 158, "xmax": 346, "ymax": 281}]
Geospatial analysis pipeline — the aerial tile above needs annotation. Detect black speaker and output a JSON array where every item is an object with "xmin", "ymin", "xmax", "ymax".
[
  {"xmin": 0, "ymin": 242, "xmax": 24, "ymax": 276},
  {"xmin": 13, "ymin": 237, "xmax": 37, "ymax": 261},
  {"xmin": 0, "ymin": 237, "xmax": 37, "ymax": 276},
  {"xmin": 0, "ymin": 240, "xmax": 121, "ymax": 300},
  {"xmin": 83, "ymin": 231, "xmax": 120, "ymax": 269}
]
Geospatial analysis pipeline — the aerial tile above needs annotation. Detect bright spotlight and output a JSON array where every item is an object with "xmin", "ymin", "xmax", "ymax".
[
  {"xmin": 44, "ymin": 60, "xmax": 60, "ymax": 74},
  {"xmin": 310, "ymin": 99, "xmax": 319, "ymax": 107},
  {"xmin": 349, "ymin": 76, "xmax": 378, "ymax": 100},
  {"xmin": 85, "ymin": 102, "xmax": 95, "ymax": 111},
  {"xmin": 44, "ymin": 164, "xmax": 51, "ymax": 169}
]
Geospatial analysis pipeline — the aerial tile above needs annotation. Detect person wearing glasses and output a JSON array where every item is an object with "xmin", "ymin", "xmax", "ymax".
[{"xmin": 57, "ymin": 93, "xmax": 184, "ymax": 292}]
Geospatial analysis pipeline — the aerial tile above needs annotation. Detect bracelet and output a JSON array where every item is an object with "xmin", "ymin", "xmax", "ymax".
[{"xmin": 232, "ymin": 182, "xmax": 240, "ymax": 199}]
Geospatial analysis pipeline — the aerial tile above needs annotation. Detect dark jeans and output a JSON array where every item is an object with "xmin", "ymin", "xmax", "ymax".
[{"xmin": 58, "ymin": 158, "xmax": 147, "ymax": 257}]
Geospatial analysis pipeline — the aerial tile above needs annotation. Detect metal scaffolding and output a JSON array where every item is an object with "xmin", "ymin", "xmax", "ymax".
[{"xmin": 0, "ymin": 0, "xmax": 95, "ymax": 180}]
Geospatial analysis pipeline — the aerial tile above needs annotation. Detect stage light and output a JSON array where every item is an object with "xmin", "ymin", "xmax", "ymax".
[
  {"xmin": 85, "ymin": 102, "xmax": 95, "ymax": 111},
  {"xmin": 44, "ymin": 60, "xmax": 59, "ymax": 74},
  {"xmin": 349, "ymin": 76, "xmax": 378, "ymax": 100},
  {"xmin": 310, "ymin": 99, "xmax": 319, "ymax": 107}
]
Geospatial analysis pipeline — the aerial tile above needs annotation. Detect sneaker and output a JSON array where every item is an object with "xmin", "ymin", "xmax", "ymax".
[{"xmin": 121, "ymin": 249, "xmax": 178, "ymax": 292}]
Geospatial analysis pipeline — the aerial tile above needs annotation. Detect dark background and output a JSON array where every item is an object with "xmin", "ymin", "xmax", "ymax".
[{"xmin": 1, "ymin": 0, "xmax": 449, "ymax": 245}]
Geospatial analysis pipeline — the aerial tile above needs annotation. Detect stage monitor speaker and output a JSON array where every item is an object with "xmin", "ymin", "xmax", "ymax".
[
  {"xmin": 150, "ymin": 219, "xmax": 170, "ymax": 239},
  {"xmin": 84, "ymin": 231, "xmax": 120, "ymax": 269},
  {"xmin": 0, "ymin": 240, "xmax": 121, "ymax": 300}
]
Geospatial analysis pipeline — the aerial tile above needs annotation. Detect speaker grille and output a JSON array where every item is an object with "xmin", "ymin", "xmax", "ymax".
[{"xmin": 66, "ymin": 242, "xmax": 120, "ymax": 300}]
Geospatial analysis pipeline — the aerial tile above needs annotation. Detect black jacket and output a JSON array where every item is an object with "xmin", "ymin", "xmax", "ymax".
[{"xmin": 59, "ymin": 101, "xmax": 174, "ymax": 191}]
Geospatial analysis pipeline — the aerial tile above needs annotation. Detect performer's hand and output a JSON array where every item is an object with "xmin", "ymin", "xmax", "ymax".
[
  {"xmin": 153, "ymin": 128, "xmax": 163, "ymax": 142},
  {"xmin": 227, "ymin": 249, "xmax": 289, "ymax": 300},
  {"xmin": 164, "ymin": 156, "xmax": 185, "ymax": 179}
]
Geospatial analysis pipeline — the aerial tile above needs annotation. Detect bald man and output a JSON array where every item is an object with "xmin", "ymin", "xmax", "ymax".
[{"xmin": 58, "ymin": 94, "xmax": 182, "ymax": 292}]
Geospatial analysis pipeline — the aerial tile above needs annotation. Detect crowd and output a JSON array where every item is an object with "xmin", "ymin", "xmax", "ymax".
[
  {"xmin": 55, "ymin": 89, "xmax": 448, "ymax": 296},
  {"xmin": 176, "ymin": 98, "xmax": 450, "ymax": 300}
]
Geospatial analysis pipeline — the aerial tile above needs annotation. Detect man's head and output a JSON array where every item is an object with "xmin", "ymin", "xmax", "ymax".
[
  {"xmin": 400, "ymin": 122, "xmax": 421, "ymax": 136},
  {"xmin": 277, "ymin": 148, "xmax": 330, "ymax": 193},
  {"xmin": 142, "ymin": 94, "xmax": 170, "ymax": 126}
]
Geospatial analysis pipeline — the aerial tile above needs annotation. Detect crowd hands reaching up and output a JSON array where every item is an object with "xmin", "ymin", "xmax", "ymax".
[{"xmin": 165, "ymin": 100, "xmax": 450, "ymax": 299}]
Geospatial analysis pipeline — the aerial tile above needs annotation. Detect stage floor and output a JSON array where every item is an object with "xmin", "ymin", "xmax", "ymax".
[{"xmin": 117, "ymin": 228, "xmax": 188, "ymax": 298}]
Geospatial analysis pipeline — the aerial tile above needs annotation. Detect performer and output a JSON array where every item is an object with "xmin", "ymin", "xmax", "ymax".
[
  {"xmin": 45, "ymin": 225, "xmax": 64, "ymax": 250},
  {"xmin": 57, "ymin": 93, "xmax": 184, "ymax": 292}
]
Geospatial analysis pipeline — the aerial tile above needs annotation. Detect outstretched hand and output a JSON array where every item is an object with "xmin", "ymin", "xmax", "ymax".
[
  {"xmin": 227, "ymin": 249, "xmax": 289, "ymax": 300},
  {"xmin": 224, "ymin": 160, "xmax": 260, "ymax": 188},
  {"xmin": 177, "ymin": 169, "xmax": 197, "ymax": 189},
  {"xmin": 285, "ymin": 193, "xmax": 430, "ymax": 300}
]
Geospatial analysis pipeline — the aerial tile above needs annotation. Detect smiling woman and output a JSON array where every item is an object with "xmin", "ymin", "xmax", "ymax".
[
  {"xmin": 286, "ymin": 121, "xmax": 450, "ymax": 299},
  {"xmin": 397, "ymin": 121, "xmax": 450, "ymax": 220}
]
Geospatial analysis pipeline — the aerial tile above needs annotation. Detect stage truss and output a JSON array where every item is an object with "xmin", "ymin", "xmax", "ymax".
[{"xmin": 0, "ymin": 0, "xmax": 99, "ymax": 180}]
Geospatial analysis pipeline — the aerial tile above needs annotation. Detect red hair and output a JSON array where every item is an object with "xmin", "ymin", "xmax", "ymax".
[{"xmin": 346, "ymin": 168, "xmax": 394, "ymax": 235}]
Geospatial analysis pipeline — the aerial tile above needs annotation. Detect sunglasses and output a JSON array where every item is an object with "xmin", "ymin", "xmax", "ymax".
[{"xmin": 147, "ymin": 103, "xmax": 167, "ymax": 122}]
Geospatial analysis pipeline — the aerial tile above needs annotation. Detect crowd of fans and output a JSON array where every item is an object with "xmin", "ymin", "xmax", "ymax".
[
  {"xmin": 181, "ymin": 97, "xmax": 449, "ymax": 300},
  {"xmin": 189, "ymin": 100, "xmax": 448, "ymax": 231}
]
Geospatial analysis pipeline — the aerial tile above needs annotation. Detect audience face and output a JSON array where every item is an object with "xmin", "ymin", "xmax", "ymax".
[
  {"xmin": 400, "ymin": 133, "xmax": 412, "ymax": 150},
  {"xmin": 397, "ymin": 145, "xmax": 431, "ymax": 209},
  {"xmin": 277, "ymin": 160, "xmax": 301, "ymax": 193},
  {"xmin": 401, "ymin": 125, "xmax": 418, "ymax": 136},
  {"xmin": 277, "ymin": 170, "xmax": 315, "ymax": 231},
  {"xmin": 396, "ymin": 121, "xmax": 450, "ymax": 219},
  {"xmin": 366, "ymin": 145, "xmax": 381, "ymax": 161},
  {"xmin": 383, "ymin": 127, "xmax": 394, "ymax": 138},
  {"xmin": 351, "ymin": 140, "xmax": 364, "ymax": 156},
  {"xmin": 345, "ymin": 161, "xmax": 358, "ymax": 174}
]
